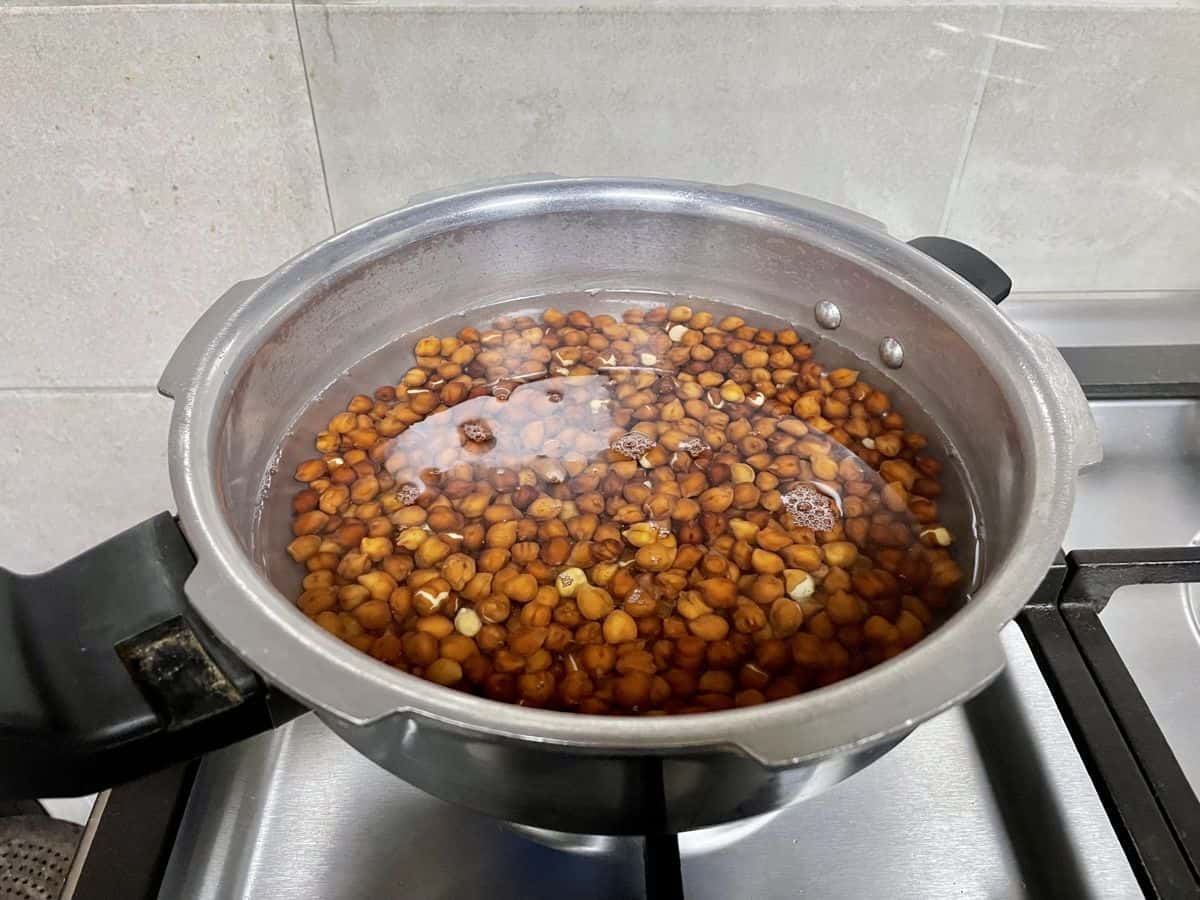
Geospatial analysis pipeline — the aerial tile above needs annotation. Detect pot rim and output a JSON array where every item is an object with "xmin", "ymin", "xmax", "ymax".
[{"xmin": 164, "ymin": 177, "xmax": 1085, "ymax": 768}]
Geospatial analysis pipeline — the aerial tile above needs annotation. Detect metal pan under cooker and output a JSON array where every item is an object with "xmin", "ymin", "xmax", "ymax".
[{"xmin": 0, "ymin": 177, "xmax": 1101, "ymax": 835}]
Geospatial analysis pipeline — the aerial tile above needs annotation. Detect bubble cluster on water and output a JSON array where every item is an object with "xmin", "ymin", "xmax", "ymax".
[
  {"xmin": 610, "ymin": 431, "xmax": 656, "ymax": 459},
  {"xmin": 677, "ymin": 438, "xmax": 711, "ymax": 458},
  {"xmin": 781, "ymin": 483, "xmax": 837, "ymax": 532},
  {"xmin": 395, "ymin": 483, "xmax": 421, "ymax": 506},
  {"xmin": 461, "ymin": 421, "xmax": 494, "ymax": 443}
]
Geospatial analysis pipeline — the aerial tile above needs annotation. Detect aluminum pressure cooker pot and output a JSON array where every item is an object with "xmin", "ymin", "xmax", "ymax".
[{"xmin": 0, "ymin": 178, "xmax": 1101, "ymax": 835}]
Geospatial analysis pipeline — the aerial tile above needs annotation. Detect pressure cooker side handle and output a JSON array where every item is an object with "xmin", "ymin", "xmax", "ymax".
[
  {"xmin": 907, "ymin": 236, "xmax": 1012, "ymax": 305},
  {"xmin": 907, "ymin": 236, "xmax": 1102, "ymax": 471},
  {"xmin": 159, "ymin": 277, "xmax": 267, "ymax": 400},
  {"xmin": 0, "ymin": 513, "xmax": 301, "ymax": 800}
]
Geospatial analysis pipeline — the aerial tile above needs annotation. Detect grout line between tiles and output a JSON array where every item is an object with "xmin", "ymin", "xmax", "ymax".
[
  {"xmin": 287, "ymin": 1, "xmax": 999, "ymax": 7},
  {"xmin": 3, "ymin": 2, "xmax": 1195, "ymax": 10},
  {"xmin": 0, "ymin": 386, "xmax": 163, "ymax": 396},
  {"xmin": 937, "ymin": 3, "xmax": 1005, "ymax": 235},
  {"xmin": 277, "ymin": 1, "xmax": 1200, "ymax": 10},
  {"xmin": 2, "ymin": 3, "xmax": 287, "ymax": 11},
  {"xmin": 0, "ymin": 2, "xmax": 994, "ymax": 9},
  {"xmin": 292, "ymin": 0, "xmax": 339, "ymax": 233}
]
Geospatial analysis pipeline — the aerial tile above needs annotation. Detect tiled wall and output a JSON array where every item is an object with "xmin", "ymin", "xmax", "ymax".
[{"xmin": 1, "ymin": 1, "xmax": 1197, "ymax": 570}]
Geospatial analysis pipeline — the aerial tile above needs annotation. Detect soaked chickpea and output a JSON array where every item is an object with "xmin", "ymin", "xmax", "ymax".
[{"xmin": 286, "ymin": 302, "xmax": 964, "ymax": 714}]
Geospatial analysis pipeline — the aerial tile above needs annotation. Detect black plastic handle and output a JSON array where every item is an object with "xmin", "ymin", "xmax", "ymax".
[
  {"xmin": 0, "ymin": 513, "xmax": 300, "ymax": 799},
  {"xmin": 908, "ymin": 236, "xmax": 1012, "ymax": 305}
]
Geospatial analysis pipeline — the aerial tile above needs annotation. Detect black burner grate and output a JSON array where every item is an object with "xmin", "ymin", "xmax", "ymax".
[{"xmin": 1022, "ymin": 546, "xmax": 1200, "ymax": 899}]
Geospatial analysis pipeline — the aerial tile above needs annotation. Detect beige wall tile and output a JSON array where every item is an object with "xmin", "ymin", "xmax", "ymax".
[
  {"xmin": 0, "ymin": 6, "xmax": 331, "ymax": 388},
  {"xmin": 300, "ymin": 7, "xmax": 998, "ymax": 237},
  {"xmin": 945, "ymin": 9, "xmax": 1200, "ymax": 291},
  {"xmin": 0, "ymin": 391, "xmax": 172, "ymax": 573}
]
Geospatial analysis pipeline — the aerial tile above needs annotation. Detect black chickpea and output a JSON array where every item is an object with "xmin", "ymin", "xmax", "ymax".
[{"xmin": 285, "ymin": 303, "xmax": 963, "ymax": 714}]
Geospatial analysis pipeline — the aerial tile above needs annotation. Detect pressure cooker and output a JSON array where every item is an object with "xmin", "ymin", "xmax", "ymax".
[{"xmin": 0, "ymin": 178, "xmax": 1100, "ymax": 834}]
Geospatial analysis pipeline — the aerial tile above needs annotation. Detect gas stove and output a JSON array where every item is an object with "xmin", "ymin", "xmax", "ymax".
[{"xmin": 61, "ymin": 295, "xmax": 1200, "ymax": 900}]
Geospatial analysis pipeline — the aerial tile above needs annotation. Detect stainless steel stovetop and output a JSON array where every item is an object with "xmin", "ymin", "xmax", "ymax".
[
  {"xmin": 156, "ymin": 629, "xmax": 1136, "ymax": 899},
  {"xmin": 70, "ymin": 297, "xmax": 1200, "ymax": 900}
]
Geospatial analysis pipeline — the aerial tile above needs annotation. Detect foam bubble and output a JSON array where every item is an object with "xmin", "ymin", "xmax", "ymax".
[
  {"xmin": 677, "ymin": 438, "xmax": 710, "ymax": 458},
  {"xmin": 611, "ymin": 431, "xmax": 656, "ymax": 459},
  {"xmin": 781, "ymin": 484, "xmax": 837, "ymax": 532},
  {"xmin": 395, "ymin": 484, "xmax": 421, "ymax": 506},
  {"xmin": 461, "ymin": 421, "xmax": 494, "ymax": 443}
]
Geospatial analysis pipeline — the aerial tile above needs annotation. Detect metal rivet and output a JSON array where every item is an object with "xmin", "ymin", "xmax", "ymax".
[
  {"xmin": 814, "ymin": 300, "xmax": 842, "ymax": 330},
  {"xmin": 879, "ymin": 336, "xmax": 904, "ymax": 369}
]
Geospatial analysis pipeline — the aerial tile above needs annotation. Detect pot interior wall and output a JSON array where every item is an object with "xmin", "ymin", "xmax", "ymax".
[{"xmin": 212, "ymin": 206, "xmax": 1024, "ymax": 618}]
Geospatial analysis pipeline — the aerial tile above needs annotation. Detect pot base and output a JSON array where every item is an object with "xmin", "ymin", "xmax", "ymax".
[{"xmin": 503, "ymin": 809, "xmax": 785, "ymax": 857}]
